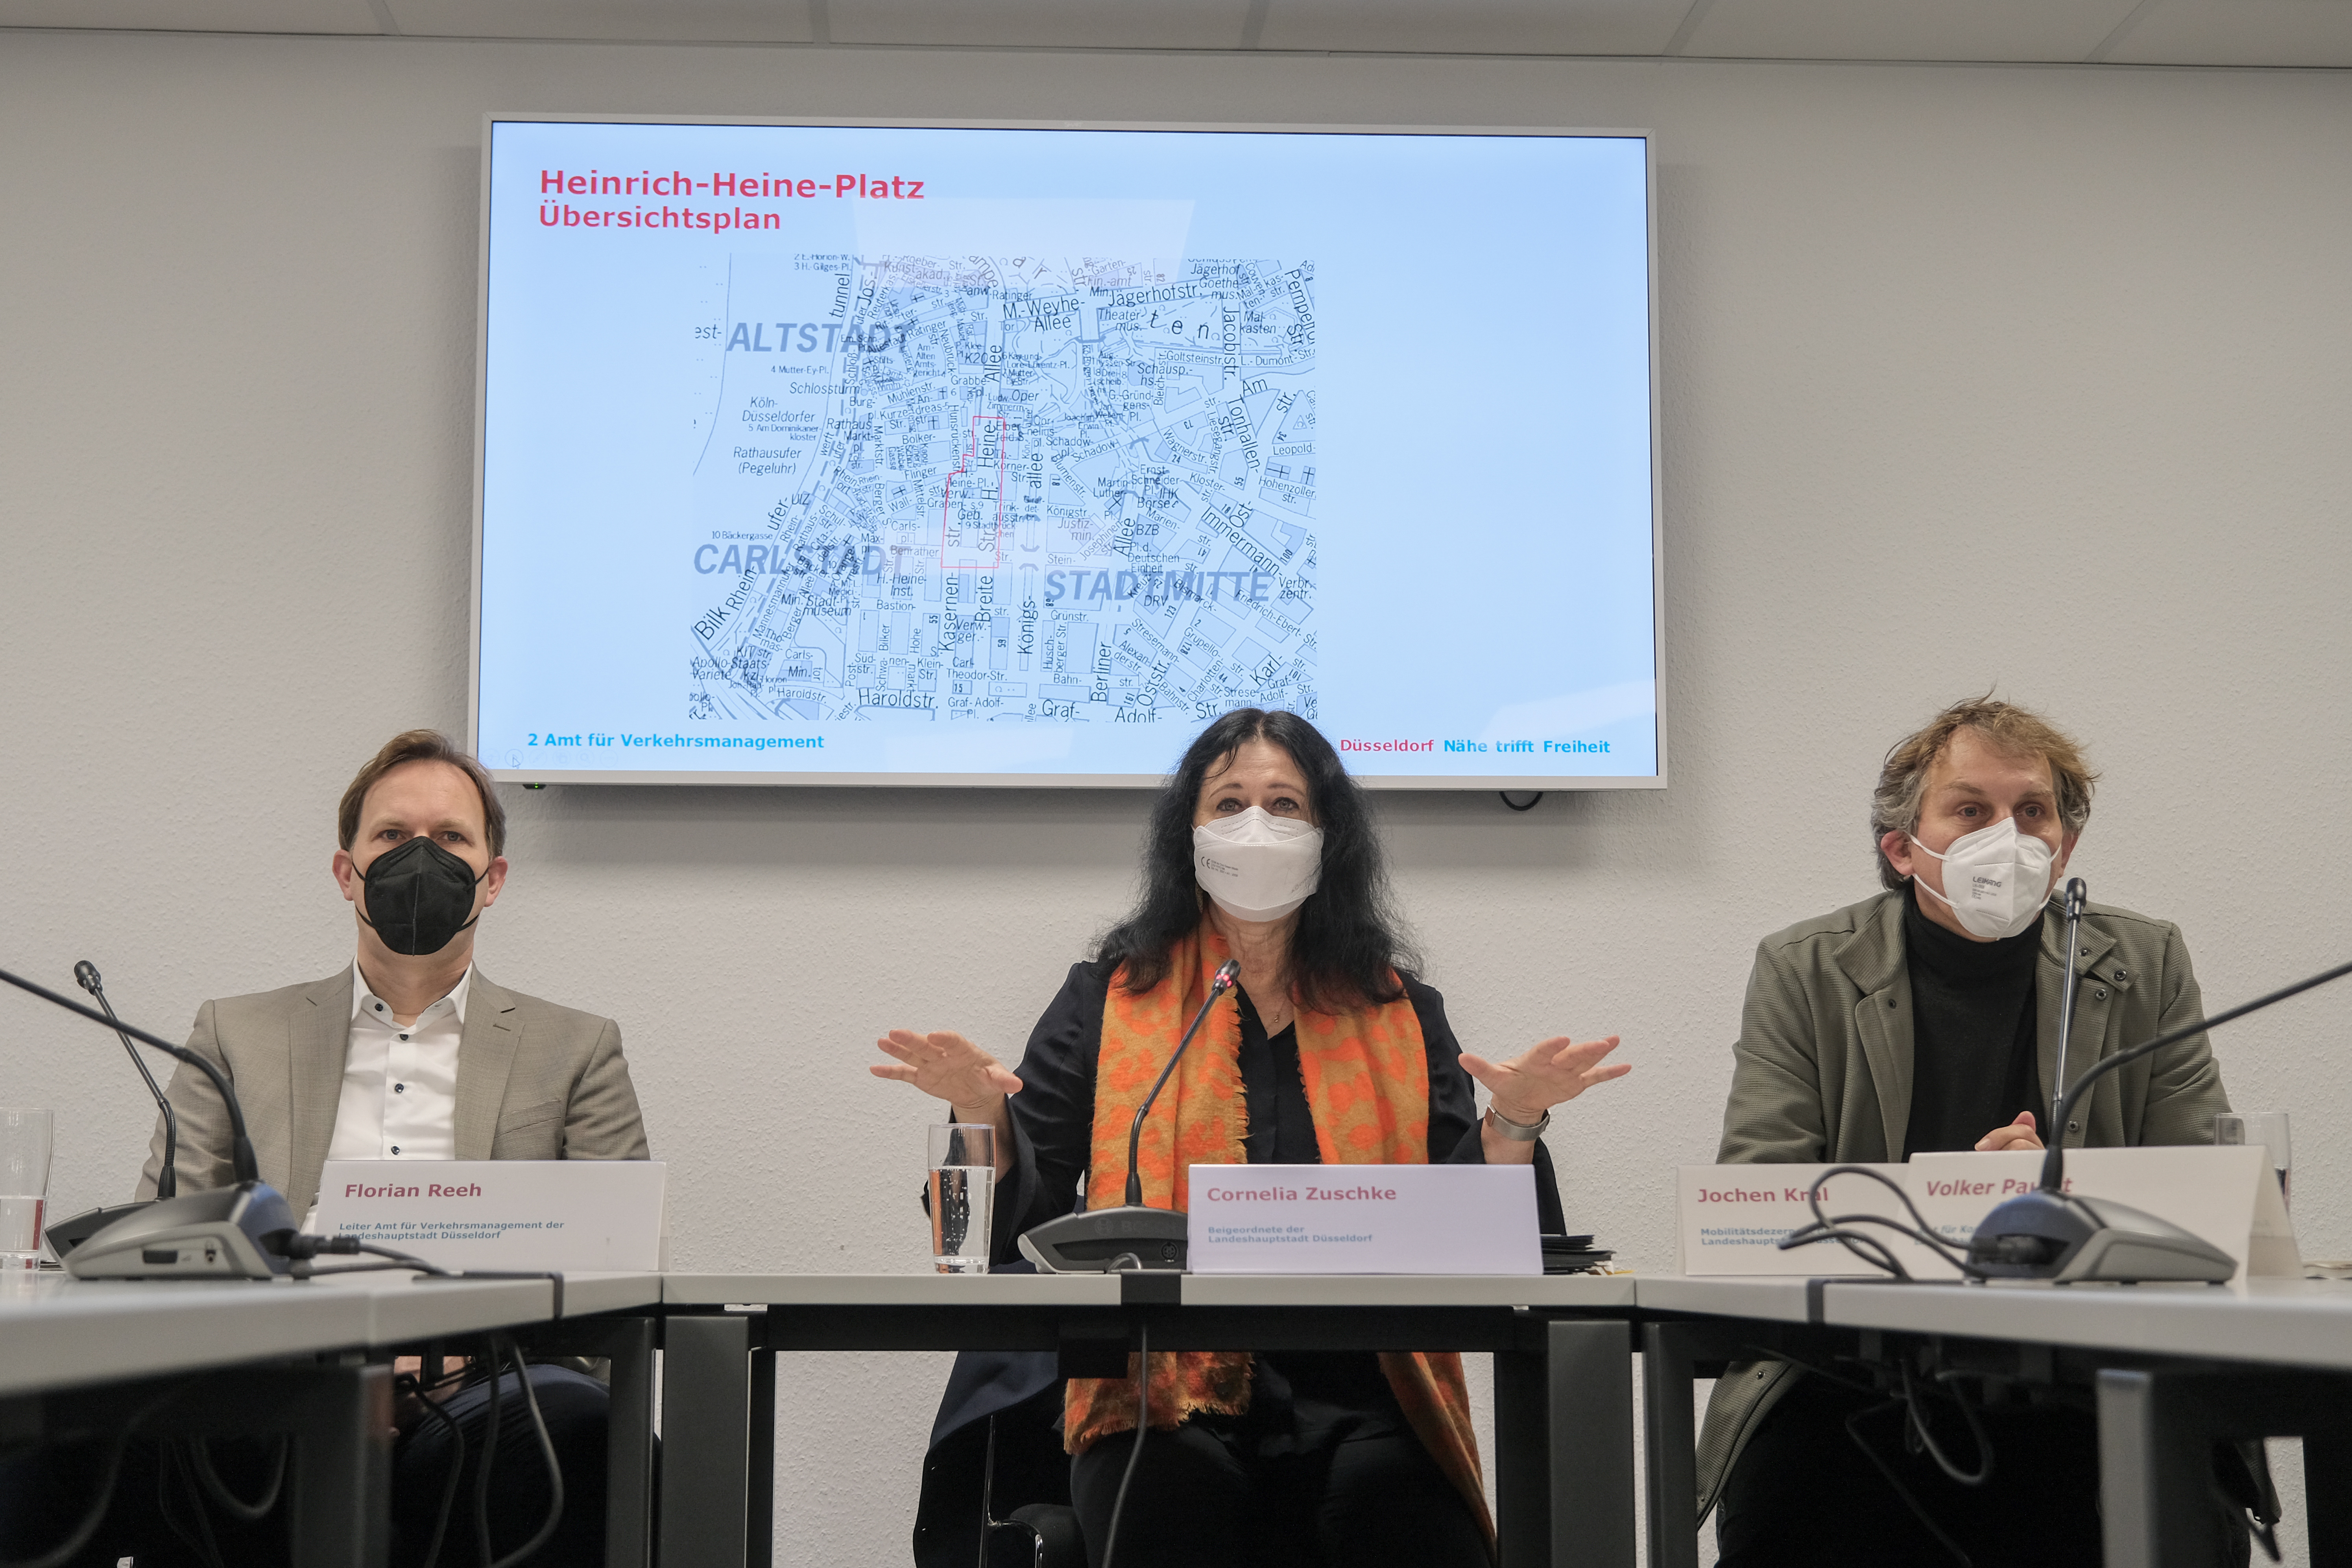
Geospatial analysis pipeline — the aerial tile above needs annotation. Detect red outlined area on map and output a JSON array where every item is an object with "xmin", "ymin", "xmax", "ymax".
[{"xmin": 939, "ymin": 415, "xmax": 1008, "ymax": 569}]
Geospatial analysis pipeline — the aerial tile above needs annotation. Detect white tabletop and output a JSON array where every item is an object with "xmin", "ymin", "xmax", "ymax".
[
  {"xmin": 1821, "ymin": 1275, "xmax": 2352, "ymax": 1370},
  {"xmin": 0, "ymin": 1269, "xmax": 663, "ymax": 1396},
  {"xmin": 1632, "ymin": 1273, "xmax": 2352, "ymax": 1371},
  {"xmin": 663, "ymin": 1271, "xmax": 1634, "ymax": 1309}
]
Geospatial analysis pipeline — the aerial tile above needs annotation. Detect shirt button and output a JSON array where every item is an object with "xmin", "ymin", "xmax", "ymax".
[
  {"xmin": 2095, "ymin": 988, "xmax": 2108, "ymax": 1000},
  {"xmin": 2113, "ymin": 968, "xmax": 2129, "ymax": 981},
  {"xmin": 400, "ymin": 1034, "xmax": 410, "ymax": 1042},
  {"xmin": 2067, "ymin": 1122, "xmax": 2080, "ymax": 1133},
  {"xmin": 373, "ymin": 1002, "xmax": 384, "ymax": 1012},
  {"xmin": 390, "ymin": 1145, "xmax": 401, "ymax": 1155},
  {"xmin": 395, "ymin": 1083, "xmax": 406, "ymax": 1094}
]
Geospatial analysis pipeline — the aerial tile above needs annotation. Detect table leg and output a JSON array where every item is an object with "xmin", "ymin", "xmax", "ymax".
[
  {"xmin": 605, "ymin": 1317, "xmax": 658, "ymax": 1568},
  {"xmin": 2307, "ymin": 1434, "xmax": 2352, "ymax": 1568},
  {"xmin": 1639, "ymin": 1323, "xmax": 1708, "ymax": 1568},
  {"xmin": 277, "ymin": 1362, "xmax": 393, "ymax": 1568},
  {"xmin": 1494, "ymin": 1320, "xmax": 1634, "ymax": 1568},
  {"xmin": 2097, "ymin": 1368, "xmax": 2231, "ymax": 1568},
  {"xmin": 660, "ymin": 1315, "xmax": 754, "ymax": 1568},
  {"xmin": 749, "ymin": 1347, "xmax": 776, "ymax": 1568}
]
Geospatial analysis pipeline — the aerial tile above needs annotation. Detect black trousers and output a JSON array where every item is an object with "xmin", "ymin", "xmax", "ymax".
[
  {"xmin": 1718, "ymin": 1369, "xmax": 2245, "ymax": 1568},
  {"xmin": 1069, "ymin": 1413, "xmax": 1487, "ymax": 1568}
]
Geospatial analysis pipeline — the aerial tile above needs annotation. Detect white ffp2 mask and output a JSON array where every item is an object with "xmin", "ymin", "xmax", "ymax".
[
  {"xmin": 1909, "ymin": 817, "xmax": 2055, "ymax": 941},
  {"xmin": 1193, "ymin": 807, "xmax": 1323, "ymax": 922}
]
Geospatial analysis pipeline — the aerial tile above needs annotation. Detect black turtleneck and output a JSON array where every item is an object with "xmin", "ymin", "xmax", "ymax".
[{"xmin": 1903, "ymin": 885, "xmax": 2045, "ymax": 1155}]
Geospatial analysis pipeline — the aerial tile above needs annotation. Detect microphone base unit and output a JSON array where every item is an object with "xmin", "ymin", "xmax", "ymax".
[
  {"xmin": 1966, "ymin": 1190, "xmax": 2236, "ymax": 1284},
  {"xmin": 43, "ymin": 1201, "xmax": 155, "ymax": 1261},
  {"xmin": 65, "ymin": 1182, "xmax": 299, "ymax": 1281},
  {"xmin": 1019, "ymin": 1206, "xmax": 1188, "ymax": 1273}
]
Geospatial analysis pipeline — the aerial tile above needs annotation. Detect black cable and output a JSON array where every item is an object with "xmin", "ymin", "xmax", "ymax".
[
  {"xmin": 280, "ymin": 1234, "xmax": 454, "ymax": 1277},
  {"xmin": 1780, "ymin": 1165, "xmax": 1994, "ymax": 1282},
  {"xmin": 1098, "ymin": 1323, "xmax": 1150, "ymax": 1568},
  {"xmin": 1843, "ymin": 1398, "xmax": 1972, "ymax": 1567},
  {"xmin": 487, "ymin": 1333, "xmax": 565, "ymax": 1568},
  {"xmin": 399, "ymin": 1367, "xmax": 469, "ymax": 1568},
  {"xmin": 156, "ymin": 1443, "xmax": 227, "ymax": 1568},
  {"xmin": 0, "ymin": 1387, "xmax": 179, "ymax": 1568},
  {"xmin": 473, "ymin": 1337, "xmax": 505, "ymax": 1568},
  {"xmin": 1903, "ymin": 1363, "xmax": 1992, "ymax": 1487},
  {"xmin": 189, "ymin": 1434, "xmax": 288, "ymax": 1521},
  {"xmin": 1498, "ymin": 791, "xmax": 1543, "ymax": 812}
]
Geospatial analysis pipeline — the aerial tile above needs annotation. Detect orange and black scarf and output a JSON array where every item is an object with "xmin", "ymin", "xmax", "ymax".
[{"xmin": 1062, "ymin": 925, "xmax": 1493, "ymax": 1545}]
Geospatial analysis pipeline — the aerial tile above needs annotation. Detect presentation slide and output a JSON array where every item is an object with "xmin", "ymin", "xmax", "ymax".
[{"xmin": 476, "ymin": 120, "xmax": 1660, "ymax": 786}]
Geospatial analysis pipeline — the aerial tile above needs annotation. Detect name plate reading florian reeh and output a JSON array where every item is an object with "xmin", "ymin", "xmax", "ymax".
[
  {"xmin": 1187, "ymin": 1163, "xmax": 1541, "ymax": 1275},
  {"xmin": 314, "ymin": 1159, "xmax": 666, "ymax": 1272}
]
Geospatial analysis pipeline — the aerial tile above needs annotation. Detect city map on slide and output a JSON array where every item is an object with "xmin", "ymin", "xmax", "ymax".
[{"xmin": 687, "ymin": 253, "xmax": 1319, "ymax": 729}]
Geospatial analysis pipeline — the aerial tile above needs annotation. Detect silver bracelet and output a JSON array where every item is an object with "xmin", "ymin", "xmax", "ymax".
[{"xmin": 1485, "ymin": 1103, "xmax": 1551, "ymax": 1141}]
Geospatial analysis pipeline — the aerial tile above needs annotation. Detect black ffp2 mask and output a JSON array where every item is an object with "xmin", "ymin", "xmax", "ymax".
[{"xmin": 354, "ymin": 835, "xmax": 488, "ymax": 956}]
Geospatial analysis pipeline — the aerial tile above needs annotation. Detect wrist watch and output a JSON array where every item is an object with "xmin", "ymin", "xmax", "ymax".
[{"xmin": 1485, "ymin": 1103, "xmax": 1551, "ymax": 1140}]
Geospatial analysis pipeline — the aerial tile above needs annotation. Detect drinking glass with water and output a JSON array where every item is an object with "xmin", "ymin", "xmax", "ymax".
[
  {"xmin": 929, "ymin": 1122, "xmax": 995, "ymax": 1274},
  {"xmin": 0, "ymin": 1109, "xmax": 54, "ymax": 1271}
]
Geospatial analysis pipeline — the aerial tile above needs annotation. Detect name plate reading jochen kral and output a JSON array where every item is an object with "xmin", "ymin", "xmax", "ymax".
[
  {"xmin": 314, "ymin": 1159, "xmax": 667, "ymax": 1272},
  {"xmin": 1187, "ymin": 1164, "xmax": 1541, "ymax": 1275}
]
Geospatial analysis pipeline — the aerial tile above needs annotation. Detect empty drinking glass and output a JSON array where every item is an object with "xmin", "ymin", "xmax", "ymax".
[
  {"xmin": 929, "ymin": 1123, "xmax": 996, "ymax": 1274},
  {"xmin": 2217, "ymin": 1111, "xmax": 2291, "ymax": 1208},
  {"xmin": 0, "ymin": 1109, "xmax": 55, "ymax": 1270}
]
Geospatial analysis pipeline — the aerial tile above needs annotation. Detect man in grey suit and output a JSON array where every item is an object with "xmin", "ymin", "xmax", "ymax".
[
  {"xmin": 1701, "ymin": 697, "xmax": 2244, "ymax": 1566},
  {"xmin": 142, "ymin": 728, "xmax": 648, "ymax": 1211},
  {"xmin": 138, "ymin": 727, "xmax": 650, "ymax": 1567}
]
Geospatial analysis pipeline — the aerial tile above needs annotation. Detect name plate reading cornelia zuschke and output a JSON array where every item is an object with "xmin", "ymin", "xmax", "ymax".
[
  {"xmin": 1187, "ymin": 1164, "xmax": 1541, "ymax": 1275},
  {"xmin": 314, "ymin": 1159, "xmax": 667, "ymax": 1273}
]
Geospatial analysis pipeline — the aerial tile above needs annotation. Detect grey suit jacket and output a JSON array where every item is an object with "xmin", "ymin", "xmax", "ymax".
[
  {"xmin": 1695, "ymin": 891, "xmax": 2230, "ymax": 1522},
  {"xmin": 137, "ymin": 967, "xmax": 651, "ymax": 1212}
]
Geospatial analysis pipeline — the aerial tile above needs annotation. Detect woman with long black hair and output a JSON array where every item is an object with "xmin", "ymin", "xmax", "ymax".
[{"xmin": 877, "ymin": 708, "xmax": 1629, "ymax": 1568}]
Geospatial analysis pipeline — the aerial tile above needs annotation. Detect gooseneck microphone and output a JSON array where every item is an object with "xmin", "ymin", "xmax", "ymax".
[
  {"xmin": 1022, "ymin": 958, "xmax": 1244, "ymax": 1273},
  {"xmin": 1969, "ymin": 948, "xmax": 2352, "ymax": 1282},
  {"xmin": 75, "ymin": 961, "xmax": 178, "ymax": 1200},
  {"xmin": 1124, "ymin": 959, "xmax": 1243, "ymax": 1208},
  {"xmin": 2047, "ymin": 878, "xmax": 2088, "ymax": 1142},
  {"xmin": 1, "ymin": 964, "xmax": 257, "ymax": 1186},
  {"xmin": 1, "ymin": 962, "xmax": 294, "ymax": 1279}
]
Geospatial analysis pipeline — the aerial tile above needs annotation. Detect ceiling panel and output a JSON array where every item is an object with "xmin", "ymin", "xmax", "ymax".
[
  {"xmin": 382, "ymin": 0, "xmax": 812, "ymax": 41},
  {"xmin": 827, "ymin": 0, "xmax": 1253, "ymax": 49},
  {"xmin": 2104, "ymin": 0, "xmax": 2352, "ymax": 66},
  {"xmin": 0, "ymin": 0, "xmax": 377, "ymax": 30},
  {"xmin": 1679, "ymin": 0, "xmax": 2145, "ymax": 60},
  {"xmin": 1256, "ymin": 0, "xmax": 1694, "ymax": 56}
]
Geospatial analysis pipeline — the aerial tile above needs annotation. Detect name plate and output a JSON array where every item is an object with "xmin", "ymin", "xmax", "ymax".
[
  {"xmin": 314, "ymin": 1160, "xmax": 667, "ymax": 1272},
  {"xmin": 1677, "ymin": 1164, "xmax": 1955, "ymax": 1278},
  {"xmin": 1187, "ymin": 1163, "xmax": 1540, "ymax": 1275},
  {"xmin": 1678, "ymin": 1147, "xmax": 2296, "ymax": 1280}
]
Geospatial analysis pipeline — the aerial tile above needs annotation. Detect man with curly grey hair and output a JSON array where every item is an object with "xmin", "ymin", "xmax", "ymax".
[{"xmin": 1699, "ymin": 696, "xmax": 2239, "ymax": 1565}]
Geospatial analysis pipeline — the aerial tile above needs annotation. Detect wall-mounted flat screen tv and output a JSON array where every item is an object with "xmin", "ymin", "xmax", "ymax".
[{"xmin": 473, "ymin": 117, "xmax": 1662, "ymax": 788}]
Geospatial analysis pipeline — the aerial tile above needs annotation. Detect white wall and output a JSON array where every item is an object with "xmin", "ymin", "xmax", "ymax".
[{"xmin": 2, "ymin": 30, "xmax": 2348, "ymax": 1565}]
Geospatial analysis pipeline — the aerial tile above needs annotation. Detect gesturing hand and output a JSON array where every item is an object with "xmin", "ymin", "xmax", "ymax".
[
  {"xmin": 1459, "ymin": 1035, "xmax": 1628, "ymax": 1125},
  {"xmin": 871, "ymin": 1029, "xmax": 1023, "ymax": 1117}
]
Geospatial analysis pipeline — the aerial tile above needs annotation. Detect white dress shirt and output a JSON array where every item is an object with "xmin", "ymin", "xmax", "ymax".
[{"xmin": 328, "ymin": 962, "xmax": 471, "ymax": 1163}]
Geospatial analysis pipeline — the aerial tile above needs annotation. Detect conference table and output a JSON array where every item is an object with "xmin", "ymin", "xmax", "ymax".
[
  {"xmin": 654, "ymin": 1270, "xmax": 1643, "ymax": 1568},
  {"xmin": 0, "ymin": 1268, "xmax": 664, "ymax": 1568},
  {"xmin": 21, "ymin": 1263, "xmax": 2352, "ymax": 1568},
  {"xmin": 1637, "ymin": 1273, "xmax": 2352, "ymax": 1568}
]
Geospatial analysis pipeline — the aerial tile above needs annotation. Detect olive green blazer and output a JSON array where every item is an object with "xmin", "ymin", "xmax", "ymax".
[
  {"xmin": 1696, "ymin": 891, "xmax": 2229, "ymax": 1522},
  {"xmin": 136, "ymin": 967, "xmax": 651, "ymax": 1214}
]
